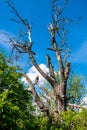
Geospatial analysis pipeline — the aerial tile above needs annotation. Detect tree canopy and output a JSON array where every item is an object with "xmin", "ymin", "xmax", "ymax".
[{"xmin": 0, "ymin": 51, "xmax": 38, "ymax": 129}]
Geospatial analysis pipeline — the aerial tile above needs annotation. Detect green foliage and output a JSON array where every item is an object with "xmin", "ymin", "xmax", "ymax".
[
  {"xmin": 36, "ymin": 109, "xmax": 87, "ymax": 130},
  {"xmin": 36, "ymin": 114, "xmax": 67, "ymax": 130},
  {"xmin": 61, "ymin": 109, "xmax": 87, "ymax": 130},
  {"xmin": 0, "ymin": 52, "xmax": 20, "ymax": 92},
  {"xmin": 67, "ymin": 75, "xmax": 86, "ymax": 104},
  {"xmin": 0, "ymin": 51, "xmax": 37, "ymax": 129}
]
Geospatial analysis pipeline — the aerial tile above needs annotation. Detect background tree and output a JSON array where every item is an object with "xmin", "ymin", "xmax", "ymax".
[{"xmin": 67, "ymin": 74, "xmax": 86, "ymax": 105}]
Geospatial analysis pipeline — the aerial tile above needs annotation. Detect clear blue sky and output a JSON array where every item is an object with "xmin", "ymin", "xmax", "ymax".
[{"xmin": 0, "ymin": 0, "xmax": 87, "ymax": 77}]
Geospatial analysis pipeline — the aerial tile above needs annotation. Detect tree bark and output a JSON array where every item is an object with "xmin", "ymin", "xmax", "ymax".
[{"xmin": 54, "ymin": 82, "xmax": 66, "ymax": 114}]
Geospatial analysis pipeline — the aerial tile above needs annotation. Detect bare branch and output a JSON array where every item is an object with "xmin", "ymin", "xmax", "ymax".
[
  {"xmin": 52, "ymin": 0, "xmax": 69, "ymax": 21},
  {"xmin": 34, "ymin": 75, "xmax": 56, "ymax": 100},
  {"xmin": 6, "ymin": 0, "xmax": 32, "ymax": 45},
  {"xmin": 46, "ymin": 54, "xmax": 56, "ymax": 82},
  {"xmin": 67, "ymin": 103, "xmax": 81, "ymax": 109},
  {"xmin": 37, "ymin": 82, "xmax": 56, "ymax": 101},
  {"xmin": 41, "ymin": 95, "xmax": 50, "ymax": 107},
  {"xmin": 10, "ymin": 18, "xmax": 21, "ymax": 23},
  {"xmin": 34, "ymin": 75, "xmax": 39, "ymax": 85},
  {"xmin": 22, "ymin": 74, "xmax": 44, "ymax": 109},
  {"xmin": 64, "ymin": 62, "xmax": 70, "ymax": 80},
  {"xmin": 64, "ymin": 48, "xmax": 70, "ymax": 63},
  {"xmin": 6, "ymin": 0, "xmax": 30, "ymax": 30},
  {"xmin": 52, "ymin": 36, "xmax": 64, "ymax": 81},
  {"xmin": 47, "ymin": 47, "xmax": 55, "ymax": 51},
  {"xmin": 28, "ymin": 50, "xmax": 54, "ymax": 85}
]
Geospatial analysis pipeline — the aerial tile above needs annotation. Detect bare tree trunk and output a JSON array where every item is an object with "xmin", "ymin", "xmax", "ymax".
[
  {"xmin": 5, "ymin": 0, "xmax": 71, "ymax": 116},
  {"xmin": 53, "ymin": 82, "xmax": 66, "ymax": 113}
]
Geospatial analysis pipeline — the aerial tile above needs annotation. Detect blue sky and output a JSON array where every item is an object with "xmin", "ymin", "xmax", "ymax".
[{"xmin": 0, "ymin": 0, "xmax": 87, "ymax": 77}]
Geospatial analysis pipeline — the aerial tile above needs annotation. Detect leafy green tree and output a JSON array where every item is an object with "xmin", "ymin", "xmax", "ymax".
[
  {"xmin": 0, "ymin": 51, "xmax": 38, "ymax": 130},
  {"xmin": 61, "ymin": 109, "xmax": 87, "ymax": 130},
  {"xmin": 67, "ymin": 75, "xmax": 86, "ymax": 105},
  {"xmin": 35, "ymin": 109, "xmax": 87, "ymax": 130}
]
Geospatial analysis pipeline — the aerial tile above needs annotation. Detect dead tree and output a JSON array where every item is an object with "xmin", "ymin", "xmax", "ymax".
[{"xmin": 5, "ymin": 0, "xmax": 71, "ymax": 115}]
